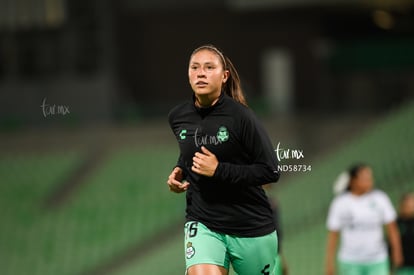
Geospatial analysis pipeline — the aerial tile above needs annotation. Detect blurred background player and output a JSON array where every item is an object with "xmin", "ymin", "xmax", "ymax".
[
  {"xmin": 325, "ymin": 163, "xmax": 403, "ymax": 275},
  {"xmin": 270, "ymin": 194, "xmax": 289, "ymax": 275},
  {"xmin": 397, "ymin": 192, "xmax": 414, "ymax": 275},
  {"xmin": 265, "ymin": 184, "xmax": 289, "ymax": 275}
]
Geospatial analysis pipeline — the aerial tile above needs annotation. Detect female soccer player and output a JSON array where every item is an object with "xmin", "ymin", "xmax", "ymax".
[
  {"xmin": 167, "ymin": 44, "xmax": 280, "ymax": 275},
  {"xmin": 325, "ymin": 163, "xmax": 403, "ymax": 275},
  {"xmin": 397, "ymin": 192, "xmax": 414, "ymax": 275}
]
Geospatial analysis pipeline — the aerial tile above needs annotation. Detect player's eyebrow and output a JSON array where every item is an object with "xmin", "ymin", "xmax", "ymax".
[{"xmin": 190, "ymin": 61, "xmax": 216, "ymax": 66}]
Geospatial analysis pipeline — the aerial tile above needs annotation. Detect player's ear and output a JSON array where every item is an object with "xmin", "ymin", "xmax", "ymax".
[{"xmin": 223, "ymin": 70, "xmax": 229, "ymax": 83}]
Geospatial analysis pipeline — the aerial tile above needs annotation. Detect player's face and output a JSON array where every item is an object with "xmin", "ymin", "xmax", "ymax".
[
  {"xmin": 188, "ymin": 49, "xmax": 229, "ymax": 99},
  {"xmin": 353, "ymin": 167, "xmax": 374, "ymax": 194},
  {"xmin": 400, "ymin": 195, "xmax": 414, "ymax": 217}
]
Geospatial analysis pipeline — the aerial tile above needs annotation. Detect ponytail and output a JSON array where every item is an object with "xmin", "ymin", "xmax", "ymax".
[
  {"xmin": 191, "ymin": 44, "xmax": 248, "ymax": 107},
  {"xmin": 223, "ymin": 56, "xmax": 247, "ymax": 107}
]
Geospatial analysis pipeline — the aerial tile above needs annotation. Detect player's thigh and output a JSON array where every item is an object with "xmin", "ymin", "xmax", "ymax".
[
  {"xmin": 184, "ymin": 221, "xmax": 230, "ymax": 272},
  {"xmin": 229, "ymin": 231, "xmax": 278, "ymax": 275}
]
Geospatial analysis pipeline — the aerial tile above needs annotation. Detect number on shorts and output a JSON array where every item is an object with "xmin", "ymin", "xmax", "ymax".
[
  {"xmin": 261, "ymin": 263, "xmax": 270, "ymax": 275},
  {"xmin": 188, "ymin": 222, "xmax": 198, "ymax": 238}
]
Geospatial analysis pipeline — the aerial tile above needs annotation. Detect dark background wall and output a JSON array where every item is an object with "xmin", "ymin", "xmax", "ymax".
[{"xmin": 0, "ymin": 0, "xmax": 413, "ymax": 128}]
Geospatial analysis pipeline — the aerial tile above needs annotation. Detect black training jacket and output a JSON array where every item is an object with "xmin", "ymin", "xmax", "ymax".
[{"xmin": 168, "ymin": 92, "xmax": 280, "ymax": 237}]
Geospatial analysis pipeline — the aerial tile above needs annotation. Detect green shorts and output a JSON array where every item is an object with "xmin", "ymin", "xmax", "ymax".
[
  {"xmin": 338, "ymin": 259, "xmax": 389, "ymax": 275},
  {"xmin": 184, "ymin": 221, "xmax": 278, "ymax": 275}
]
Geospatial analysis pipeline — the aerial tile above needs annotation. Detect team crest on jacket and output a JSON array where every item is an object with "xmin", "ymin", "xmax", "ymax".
[
  {"xmin": 186, "ymin": 242, "xmax": 196, "ymax": 259},
  {"xmin": 216, "ymin": 126, "xmax": 229, "ymax": 142}
]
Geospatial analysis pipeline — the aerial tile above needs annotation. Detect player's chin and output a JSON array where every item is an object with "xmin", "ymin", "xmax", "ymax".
[{"xmin": 193, "ymin": 87, "xmax": 213, "ymax": 95}]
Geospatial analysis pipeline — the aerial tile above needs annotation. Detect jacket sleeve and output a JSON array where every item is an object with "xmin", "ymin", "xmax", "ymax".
[
  {"xmin": 213, "ymin": 109, "xmax": 280, "ymax": 186},
  {"xmin": 175, "ymin": 153, "xmax": 188, "ymax": 178},
  {"xmin": 168, "ymin": 106, "xmax": 187, "ymax": 176}
]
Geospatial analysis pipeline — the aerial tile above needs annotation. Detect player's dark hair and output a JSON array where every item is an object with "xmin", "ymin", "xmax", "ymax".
[
  {"xmin": 349, "ymin": 163, "xmax": 369, "ymax": 179},
  {"xmin": 191, "ymin": 44, "xmax": 248, "ymax": 107},
  {"xmin": 347, "ymin": 163, "xmax": 369, "ymax": 191}
]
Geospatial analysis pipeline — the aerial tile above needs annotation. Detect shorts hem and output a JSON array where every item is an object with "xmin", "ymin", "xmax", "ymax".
[{"xmin": 186, "ymin": 260, "xmax": 229, "ymax": 270}]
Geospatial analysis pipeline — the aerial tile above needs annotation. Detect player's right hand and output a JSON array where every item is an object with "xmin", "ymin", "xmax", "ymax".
[{"xmin": 167, "ymin": 167, "xmax": 189, "ymax": 193}]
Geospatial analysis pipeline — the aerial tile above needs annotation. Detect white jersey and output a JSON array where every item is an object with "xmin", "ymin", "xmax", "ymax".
[{"xmin": 326, "ymin": 189, "xmax": 396, "ymax": 263}]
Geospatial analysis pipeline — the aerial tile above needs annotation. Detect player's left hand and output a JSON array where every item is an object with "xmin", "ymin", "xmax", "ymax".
[{"xmin": 192, "ymin": 146, "xmax": 218, "ymax": 177}]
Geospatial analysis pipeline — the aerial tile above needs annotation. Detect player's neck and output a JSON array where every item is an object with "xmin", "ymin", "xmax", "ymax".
[{"xmin": 194, "ymin": 93, "xmax": 220, "ymax": 108}]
